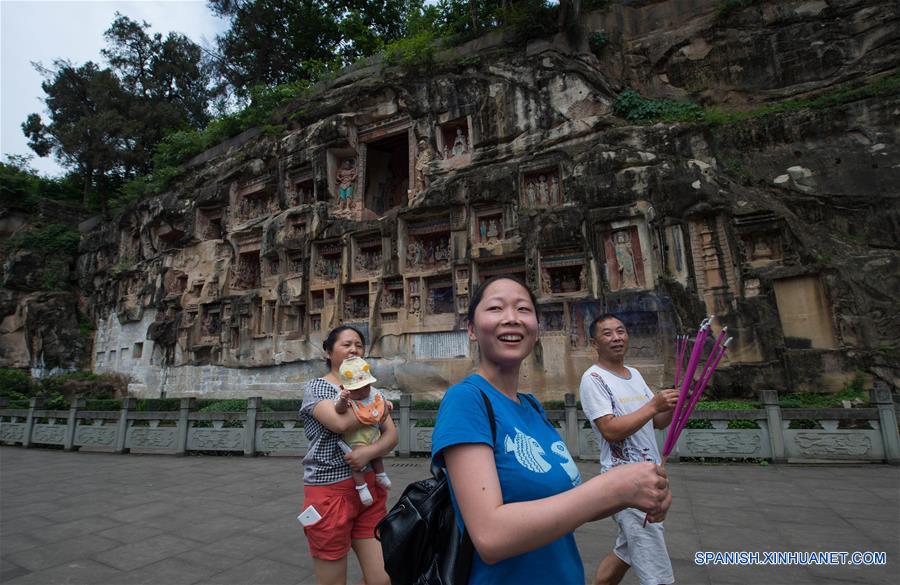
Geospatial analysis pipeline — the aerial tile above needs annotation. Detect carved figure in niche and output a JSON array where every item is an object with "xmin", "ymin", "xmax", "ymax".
[
  {"xmin": 580, "ymin": 266, "xmax": 588, "ymax": 291},
  {"xmin": 541, "ymin": 268, "xmax": 552, "ymax": 295},
  {"xmin": 614, "ymin": 230, "xmax": 639, "ymax": 289},
  {"xmin": 487, "ymin": 219, "xmax": 499, "ymax": 241},
  {"xmin": 549, "ymin": 176, "xmax": 559, "ymax": 206},
  {"xmin": 409, "ymin": 280, "xmax": 418, "ymax": 295},
  {"xmin": 480, "ymin": 220, "xmax": 487, "ymax": 242},
  {"xmin": 409, "ymin": 296, "xmax": 420, "ymax": 314},
  {"xmin": 415, "ymin": 140, "xmax": 436, "ymax": 194},
  {"xmin": 336, "ymin": 159, "xmax": 357, "ymax": 211},
  {"xmin": 751, "ymin": 236, "xmax": 774, "ymax": 261},
  {"xmin": 343, "ymin": 297, "xmax": 354, "ymax": 317},
  {"xmin": 537, "ymin": 175, "xmax": 548, "ymax": 205},
  {"xmin": 288, "ymin": 256, "xmax": 303, "ymax": 274},
  {"xmin": 527, "ymin": 180, "xmax": 537, "ymax": 207},
  {"xmin": 451, "ymin": 128, "xmax": 468, "ymax": 157}
]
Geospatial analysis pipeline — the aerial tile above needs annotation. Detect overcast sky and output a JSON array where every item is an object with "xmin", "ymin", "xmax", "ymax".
[{"xmin": 1, "ymin": 0, "xmax": 228, "ymax": 177}]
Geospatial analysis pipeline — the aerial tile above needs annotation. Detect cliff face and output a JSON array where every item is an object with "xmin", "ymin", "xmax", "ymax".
[
  {"xmin": 1, "ymin": 199, "xmax": 87, "ymax": 377},
  {"xmin": 9, "ymin": 0, "xmax": 897, "ymax": 399}
]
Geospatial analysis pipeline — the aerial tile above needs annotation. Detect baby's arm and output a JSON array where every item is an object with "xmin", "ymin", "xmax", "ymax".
[{"xmin": 334, "ymin": 387, "xmax": 351, "ymax": 414}]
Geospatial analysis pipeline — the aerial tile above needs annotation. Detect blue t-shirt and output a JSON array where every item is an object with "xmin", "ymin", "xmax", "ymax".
[{"xmin": 431, "ymin": 374, "xmax": 584, "ymax": 585}]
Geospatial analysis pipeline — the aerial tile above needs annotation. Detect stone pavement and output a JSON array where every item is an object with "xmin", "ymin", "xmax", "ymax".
[{"xmin": 1, "ymin": 447, "xmax": 897, "ymax": 585}]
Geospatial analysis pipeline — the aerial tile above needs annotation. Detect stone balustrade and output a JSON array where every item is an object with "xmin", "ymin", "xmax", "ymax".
[{"xmin": 2, "ymin": 386, "xmax": 897, "ymax": 464}]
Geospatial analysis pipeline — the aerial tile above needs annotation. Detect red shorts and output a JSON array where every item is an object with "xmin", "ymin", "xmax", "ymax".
[{"xmin": 302, "ymin": 473, "xmax": 387, "ymax": 561}]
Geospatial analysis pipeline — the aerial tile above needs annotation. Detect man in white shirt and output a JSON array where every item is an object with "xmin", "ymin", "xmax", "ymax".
[{"xmin": 580, "ymin": 314, "xmax": 679, "ymax": 585}]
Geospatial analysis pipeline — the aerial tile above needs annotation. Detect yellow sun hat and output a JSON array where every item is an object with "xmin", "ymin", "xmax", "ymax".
[{"xmin": 338, "ymin": 356, "xmax": 377, "ymax": 390}]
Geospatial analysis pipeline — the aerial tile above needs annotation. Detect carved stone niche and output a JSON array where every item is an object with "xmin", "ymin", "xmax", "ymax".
[
  {"xmin": 283, "ymin": 212, "xmax": 307, "ymax": 248},
  {"xmin": 151, "ymin": 219, "xmax": 185, "ymax": 252},
  {"xmin": 539, "ymin": 249, "xmax": 587, "ymax": 297},
  {"xmin": 472, "ymin": 208, "xmax": 505, "ymax": 247},
  {"xmin": 406, "ymin": 277, "xmax": 421, "ymax": 316},
  {"xmin": 230, "ymin": 230, "xmax": 262, "ymax": 291},
  {"xmin": 352, "ymin": 234, "xmax": 383, "ymax": 280},
  {"xmin": 199, "ymin": 304, "xmax": 221, "ymax": 343},
  {"xmin": 359, "ymin": 117, "xmax": 412, "ymax": 217},
  {"xmin": 285, "ymin": 165, "xmax": 316, "ymax": 207},
  {"xmin": 279, "ymin": 303, "xmax": 304, "ymax": 335},
  {"xmin": 664, "ymin": 224, "xmax": 689, "ymax": 286},
  {"xmin": 233, "ymin": 176, "xmax": 278, "ymax": 224},
  {"xmin": 380, "ymin": 278, "xmax": 403, "ymax": 325},
  {"xmin": 287, "ymin": 251, "xmax": 304, "ymax": 277},
  {"xmin": 733, "ymin": 211, "xmax": 784, "ymax": 269},
  {"xmin": 343, "ymin": 283, "xmax": 370, "ymax": 321},
  {"xmin": 772, "ymin": 274, "xmax": 837, "ymax": 349},
  {"xmin": 402, "ymin": 217, "xmax": 452, "ymax": 274},
  {"xmin": 327, "ymin": 149, "xmax": 359, "ymax": 216},
  {"xmin": 687, "ymin": 216, "xmax": 739, "ymax": 314},
  {"xmin": 436, "ymin": 116, "xmax": 473, "ymax": 168},
  {"xmin": 474, "ymin": 257, "xmax": 527, "ymax": 287},
  {"xmin": 520, "ymin": 165, "xmax": 564, "ymax": 208},
  {"xmin": 311, "ymin": 240, "xmax": 343, "ymax": 283},
  {"xmin": 455, "ymin": 268, "xmax": 470, "ymax": 314},
  {"xmin": 231, "ymin": 251, "xmax": 260, "ymax": 290},
  {"xmin": 264, "ymin": 256, "xmax": 280, "ymax": 278},
  {"xmin": 164, "ymin": 270, "xmax": 188, "ymax": 297},
  {"xmin": 425, "ymin": 274, "xmax": 455, "ymax": 316},
  {"xmin": 195, "ymin": 206, "xmax": 224, "ymax": 240},
  {"xmin": 600, "ymin": 224, "xmax": 649, "ymax": 292},
  {"xmin": 539, "ymin": 303, "xmax": 566, "ymax": 335}
]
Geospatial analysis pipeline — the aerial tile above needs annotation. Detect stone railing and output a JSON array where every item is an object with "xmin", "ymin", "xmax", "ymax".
[{"xmin": 1, "ymin": 386, "xmax": 897, "ymax": 464}]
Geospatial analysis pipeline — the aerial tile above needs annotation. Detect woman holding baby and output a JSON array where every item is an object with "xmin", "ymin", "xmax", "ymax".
[{"xmin": 299, "ymin": 325, "xmax": 397, "ymax": 585}]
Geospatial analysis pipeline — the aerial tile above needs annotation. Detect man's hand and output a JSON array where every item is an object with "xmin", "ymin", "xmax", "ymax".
[{"xmin": 652, "ymin": 389, "xmax": 679, "ymax": 414}]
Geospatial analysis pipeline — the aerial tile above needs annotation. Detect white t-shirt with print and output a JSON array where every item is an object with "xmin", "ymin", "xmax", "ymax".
[{"xmin": 579, "ymin": 364, "xmax": 661, "ymax": 472}]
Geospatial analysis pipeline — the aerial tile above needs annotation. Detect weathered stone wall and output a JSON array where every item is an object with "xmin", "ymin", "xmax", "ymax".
[{"xmin": 16, "ymin": 0, "xmax": 897, "ymax": 399}]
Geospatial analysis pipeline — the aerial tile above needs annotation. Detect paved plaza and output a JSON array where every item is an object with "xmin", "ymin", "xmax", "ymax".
[{"xmin": 0, "ymin": 447, "xmax": 897, "ymax": 584}]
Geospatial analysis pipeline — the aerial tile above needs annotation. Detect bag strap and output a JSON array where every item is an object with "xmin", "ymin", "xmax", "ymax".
[
  {"xmin": 430, "ymin": 387, "xmax": 496, "ymax": 479},
  {"xmin": 451, "ymin": 389, "xmax": 494, "ymax": 585}
]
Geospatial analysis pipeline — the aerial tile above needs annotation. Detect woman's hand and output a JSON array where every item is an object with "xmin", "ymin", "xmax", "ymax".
[
  {"xmin": 344, "ymin": 444, "xmax": 374, "ymax": 472},
  {"xmin": 611, "ymin": 462, "xmax": 671, "ymax": 520}
]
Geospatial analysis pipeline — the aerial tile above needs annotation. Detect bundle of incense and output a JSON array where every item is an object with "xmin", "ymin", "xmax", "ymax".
[
  {"xmin": 663, "ymin": 317, "xmax": 732, "ymax": 458},
  {"xmin": 645, "ymin": 318, "xmax": 732, "ymax": 526}
]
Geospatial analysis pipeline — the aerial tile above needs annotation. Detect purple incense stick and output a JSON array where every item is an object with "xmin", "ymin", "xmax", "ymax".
[
  {"xmin": 671, "ymin": 337, "xmax": 731, "ymax": 444},
  {"xmin": 664, "ymin": 317, "xmax": 712, "ymax": 456}
]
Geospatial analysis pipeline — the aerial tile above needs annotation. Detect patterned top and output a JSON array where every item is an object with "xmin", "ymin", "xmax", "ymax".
[
  {"xmin": 348, "ymin": 390, "xmax": 386, "ymax": 425},
  {"xmin": 300, "ymin": 377, "xmax": 360, "ymax": 485},
  {"xmin": 579, "ymin": 365, "xmax": 660, "ymax": 473}
]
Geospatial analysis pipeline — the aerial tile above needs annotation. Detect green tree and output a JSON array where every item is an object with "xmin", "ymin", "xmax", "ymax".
[
  {"xmin": 22, "ymin": 60, "xmax": 133, "ymax": 212},
  {"xmin": 102, "ymin": 13, "xmax": 214, "ymax": 174},
  {"xmin": 209, "ymin": 0, "xmax": 412, "ymax": 97},
  {"xmin": 22, "ymin": 14, "xmax": 216, "ymax": 212}
]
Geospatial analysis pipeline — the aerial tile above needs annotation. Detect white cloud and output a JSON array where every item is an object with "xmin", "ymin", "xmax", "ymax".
[{"xmin": 1, "ymin": 0, "xmax": 227, "ymax": 177}]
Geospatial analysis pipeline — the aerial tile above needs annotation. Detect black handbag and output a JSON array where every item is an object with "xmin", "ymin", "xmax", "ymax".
[{"xmin": 375, "ymin": 390, "xmax": 496, "ymax": 585}]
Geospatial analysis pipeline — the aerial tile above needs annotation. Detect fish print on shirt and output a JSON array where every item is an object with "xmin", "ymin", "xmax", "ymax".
[
  {"xmin": 505, "ymin": 427, "xmax": 551, "ymax": 473},
  {"xmin": 550, "ymin": 440, "xmax": 582, "ymax": 486}
]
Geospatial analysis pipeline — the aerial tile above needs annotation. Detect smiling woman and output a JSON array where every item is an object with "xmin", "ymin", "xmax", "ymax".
[{"xmin": 430, "ymin": 275, "xmax": 673, "ymax": 584}]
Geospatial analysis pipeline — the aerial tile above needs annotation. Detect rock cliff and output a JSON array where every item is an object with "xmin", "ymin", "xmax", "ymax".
[{"xmin": 4, "ymin": 0, "xmax": 898, "ymax": 399}]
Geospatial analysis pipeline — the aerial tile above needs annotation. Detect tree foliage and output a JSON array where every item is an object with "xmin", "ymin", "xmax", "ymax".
[
  {"xmin": 22, "ymin": 60, "xmax": 133, "ymax": 211},
  {"xmin": 22, "ymin": 14, "xmax": 216, "ymax": 213},
  {"xmin": 209, "ymin": 0, "xmax": 413, "ymax": 97}
]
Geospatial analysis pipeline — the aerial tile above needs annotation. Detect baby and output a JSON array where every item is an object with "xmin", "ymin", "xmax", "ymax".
[{"xmin": 335, "ymin": 356, "xmax": 392, "ymax": 505}]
